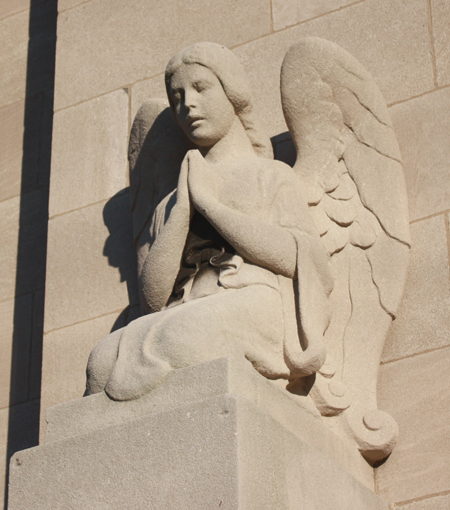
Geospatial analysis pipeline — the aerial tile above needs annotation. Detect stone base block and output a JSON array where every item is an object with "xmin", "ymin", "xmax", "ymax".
[{"xmin": 8, "ymin": 357, "xmax": 389, "ymax": 509}]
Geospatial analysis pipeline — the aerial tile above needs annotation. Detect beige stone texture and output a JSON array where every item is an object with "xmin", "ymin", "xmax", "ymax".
[
  {"xmin": 0, "ymin": 190, "xmax": 48, "ymax": 302},
  {"xmin": 0, "ymin": 100, "xmax": 26, "ymax": 201},
  {"xmin": 54, "ymin": 0, "xmax": 271, "ymax": 111},
  {"xmin": 395, "ymin": 493, "xmax": 450, "ymax": 509},
  {"xmin": 47, "ymin": 356, "xmax": 373, "ymax": 489},
  {"xmin": 57, "ymin": 0, "xmax": 85, "ymax": 12},
  {"xmin": 0, "ymin": 0, "xmax": 31, "ymax": 20},
  {"xmin": 235, "ymin": 0, "xmax": 434, "ymax": 137},
  {"xmin": 0, "ymin": 94, "xmax": 46, "ymax": 202},
  {"xmin": 49, "ymin": 89, "xmax": 128, "ymax": 217},
  {"xmin": 0, "ymin": 9, "xmax": 28, "ymax": 107},
  {"xmin": 377, "ymin": 347, "xmax": 450, "ymax": 503},
  {"xmin": 432, "ymin": 0, "xmax": 450, "ymax": 86},
  {"xmin": 44, "ymin": 195, "xmax": 137, "ymax": 332},
  {"xmin": 11, "ymin": 391, "xmax": 387, "ymax": 509},
  {"xmin": 40, "ymin": 312, "xmax": 120, "ymax": 439},
  {"xmin": 0, "ymin": 400, "xmax": 40, "ymax": 500},
  {"xmin": 0, "ymin": 195, "xmax": 20, "ymax": 299},
  {"xmin": 382, "ymin": 215, "xmax": 450, "ymax": 362},
  {"xmin": 0, "ymin": 1, "xmax": 56, "ymax": 108},
  {"xmin": 390, "ymin": 88, "xmax": 450, "ymax": 221},
  {"xmin": 0, "ymin": 295, "xmax": 32, "ymax": 409},
  {"xmin": 130, "ymin": 74, "xmax": 166, "ymax": 121},
  {"xmin": 29, "ymin": 290, "xmax": 45, "ymax": 401},
  {"xmin": 272, "ymin": 0, "xmax": 358, "ymax": 31}
]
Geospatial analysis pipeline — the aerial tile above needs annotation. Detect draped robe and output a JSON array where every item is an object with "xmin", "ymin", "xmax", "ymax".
[{"xmin": 86, "ymin": 151, "xmax": 333, "ymax": 401}]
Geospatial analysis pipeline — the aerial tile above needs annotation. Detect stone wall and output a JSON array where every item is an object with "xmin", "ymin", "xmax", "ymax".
[
  {"xmin": 7, "ymin": 0, "xmax": 449, "ymax": 508},
  {"xmin": 0, "ymin": 0, "xmax": 56, "ymax": 507}
]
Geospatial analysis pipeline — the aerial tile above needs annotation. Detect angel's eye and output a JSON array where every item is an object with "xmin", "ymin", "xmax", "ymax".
[{"xmin": 193, "ymin": 81, "xmax": 209, "ymax": 93}]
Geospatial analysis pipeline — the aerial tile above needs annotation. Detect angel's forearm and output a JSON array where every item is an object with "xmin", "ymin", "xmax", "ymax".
[
  {"xmin": 140, "ymin": 201, "xmax": 189, "ymax": 312},
  {"xmin": 197, "ymin": 199, "xmax": 297, "ymax": 279}
]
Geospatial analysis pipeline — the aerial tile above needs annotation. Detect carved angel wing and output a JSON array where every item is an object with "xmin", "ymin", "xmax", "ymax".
[
  {"xmin": 280, "ymin": 37, "xmax": 410, "ymax": 462},
  {"xmin": 129, "ymin": 99, "xmax": 191, "ymax": 310}
]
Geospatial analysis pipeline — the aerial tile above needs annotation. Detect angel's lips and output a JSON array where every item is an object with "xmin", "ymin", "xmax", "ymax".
[{"xmin": 187, "ymin": 117, "xmax": 204, "ymax": 128}]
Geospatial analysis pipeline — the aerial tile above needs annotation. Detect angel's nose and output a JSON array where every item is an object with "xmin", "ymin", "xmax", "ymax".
[{"xmin": 184, "ymin": 88, "xmax": 199, "ymax": 111}]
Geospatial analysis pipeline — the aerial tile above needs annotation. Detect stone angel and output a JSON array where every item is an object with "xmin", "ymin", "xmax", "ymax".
[{"xmin": 85, "ymin": 39, "xmax": 410, "ymax": 463}]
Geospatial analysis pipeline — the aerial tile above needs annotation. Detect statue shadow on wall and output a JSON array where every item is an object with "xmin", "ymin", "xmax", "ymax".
[{"xmin": 102, "ymin": 189, "xmax": 141, "ymax": 333}]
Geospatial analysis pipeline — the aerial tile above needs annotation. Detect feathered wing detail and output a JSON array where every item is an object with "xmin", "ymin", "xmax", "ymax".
[
  {"xmin": 281, "ymin": 37, "xmax": 409, "ymax": 462},
  {"xmin": 129, "ymin": 99, "xmax": 191, "ymax": 311}
]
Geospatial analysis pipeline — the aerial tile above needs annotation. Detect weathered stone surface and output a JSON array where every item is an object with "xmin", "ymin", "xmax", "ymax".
[
  {"xmin": 40, "ymin": 311, "xmax": 121, "ymax": 439},
  {"xmin": 0, "ymin": 95, "xmax": 45, "ymax": 202},
  {"xmin": 0, "ymin": 400, "xmax": 40, "ymax": 499},
  {"xmin": 44, "ymin": 195, "xmax": 137, "ymax": 332},
  {"xmin": 0, "ymin": 190, "xmax": 48, "ymax": 302},
  {"xmin": 382, "ymin": 215, "xmax": 450, "ymax": 362},
  {"xmin": 49, "ymin": 89, "xmax": 128, "ymax": 217},
  {"xmin": 11, "ymin": 393, "xmax": 387, "ymax": 510},
  {"xmin": 272, "ymin": 0, "xmax": 357, "ymax": 31},
  {"xmin": 235, "ymin": 0, "xmax": 433, "ymax": 137},
  {"xmin": 29, "ymin": 289, "xmax": 45, "ymax": 401},
  {"xmin": 0, "ymin": 295, "xmax": 33, "ymax": 409},
  {"xmin": 377, "ymin": 347, "xmax": 450, "ymax": 503},
  {"xmin": 432, "ymin": 0, "xmax": 450, "ymax": 86},
  {"xmin": 0, "ymin": 10, "xmax": 28, "ymax": 107},
  {"xmin": 0, "ymin": 2, "xmax": 56, "ymax": 108},
  {"xmin": 46, "ymin": 356, "xmax": 373, "ymax": 489},
  {"xmin": 0, "ymin": 0, "xmax": 30, "ymax": 20},
  {"xmin": 395, "ymin": 494, "xmax": 450, "ymax": 510},
  {"xmin": 390, "ymin": 87, "xmax": 450, "ymax": 221},
  {"xmin": 130, "ymin": 74, "xmax": 166, "ymax": 121},
  {"xmin": 57, "ymin": 0, "xmax": 84, "ymax": 12},
  {"xmin": 0, "ymin": 101, "xmax": 26, "ymax": 201},
  {"xmin": 54, "ymin": 0, "xmax": 271, "ymax": 110}
]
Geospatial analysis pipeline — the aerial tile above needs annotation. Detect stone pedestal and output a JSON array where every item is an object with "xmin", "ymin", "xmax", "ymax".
[{"xmin": 8, "ymin": 357, "xmax": 389, "ymax": 509}]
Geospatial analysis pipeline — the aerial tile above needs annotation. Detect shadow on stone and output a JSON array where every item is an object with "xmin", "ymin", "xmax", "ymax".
[
  {"xmin": 102, "ymin": 190, "xmax": 140, "ymax": 333},
  {"xmin": 5, "ymin": 1, "xmax": 57, "ymax": 509}
]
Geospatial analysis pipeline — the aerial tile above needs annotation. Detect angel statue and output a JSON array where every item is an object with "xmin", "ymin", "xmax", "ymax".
[{"xmin": 85, "ymin": 38, "xmax": 410, "ymax": 463}]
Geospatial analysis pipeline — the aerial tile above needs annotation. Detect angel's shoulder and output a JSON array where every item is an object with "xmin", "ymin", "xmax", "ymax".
[{"xmin": 256, "ymin": 157, "xmax": 297, "ymax": 185}]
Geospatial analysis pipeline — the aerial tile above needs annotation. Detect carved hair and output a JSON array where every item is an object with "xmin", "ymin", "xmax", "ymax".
[{"xmin": 165, "ymin": 42, "xmax": 273, "ymax": 159}]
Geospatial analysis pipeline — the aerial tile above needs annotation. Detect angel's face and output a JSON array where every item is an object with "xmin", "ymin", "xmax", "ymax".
[{"xmin": 168, "ymin": 63, "xmax": 236, "ymax": 148}]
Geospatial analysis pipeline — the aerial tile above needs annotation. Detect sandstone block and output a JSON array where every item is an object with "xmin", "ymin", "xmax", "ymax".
[
  {"xmin": 0, "ymin": 190, "xmax": 48, "ymax": 302},
  {"xmin": 57, "ymin": 0, "xmax": 84, "ymax": 12},
  {"xmin": 382, "ymin": 215, "xmax": 450, "ymax": 362},
  {"xmin": 432, "ymin": 0, "xmax": 450, "ymax": 86},
  {"xmin": 29, "ymin": 289, "xmax": 45, "ymax": 401},
  {"xmin": 10, "ymin": 393, "xmax": 388, "ymax": 509},
  {"xmin": 0, "ymin": 100, "xmax": 25, "ymax": 201},
  {"xmin": 0, "ymin": 2, "xmax": 56, "ymax": 108},
  {"xmin": 0, "ymin": 0, "xmax": 30, "ymax": 20},
  {"xmin": 377, "ymin": 347, "xmax": 450, "ymax": 503},
  {"xmin": 130, "ymin": 74, "xmax": 167, "ymax": 122},
  {"xmin": 0, "ymin": 400, "xmax": 40, "ymax": 499},
  {"xmin": 40, "ymin": 312, "xmax": 122, "ymax": 439},
  {"xmin": 0, "ymin": 196, "xmax": 21, "ymax": 301},
  {"xmin": 395, "ymin": 493, "xmax": 450, "ymax": 510},
  {"xmin": 0, "ymin": 10, "xmax": 28, "ymax": 107},
  {"xmin": 272, "ymin": 0, "xmax": 357, "ymax": 31},
  {"xmin": 49, "ymin": 89, "xmax": 128, "ymax": 217},
  {"xmin": 0, "ymin": 95, "xmax": 45, "ymax": 202},
  {"xmin": 234, "ymin": 0, "xmax": 433, "ymax": 137},
  {"xmin": 44, "ymin": 356, "xmax": 373, "ymax": 489},
  {"xmin": 0, "ymin": 295, "xmax": 32, "ymax": 409},
  {"xmin": 54, "ymin": 0, "xmax": 271, "ymax": 110},
  {"xmin": 390, "ymin": 87, "xmax": 450, "ymax": 220},
  {"xmin": 44, "ymin": 194, "xmax": 138, "ymax": 332}
]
